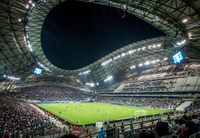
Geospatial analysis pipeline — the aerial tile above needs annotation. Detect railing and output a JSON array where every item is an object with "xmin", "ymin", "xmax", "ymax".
[
  {"xmin": 189, "ymin": 131, "xmax": 200, "ymax": 138},
  {"xmin": 80, "ymin": 118, "xmax": 161, "ymax": 138},
  {"xmin": 79, "ymin": 111, "xmax": 200, "ymax": 138}
]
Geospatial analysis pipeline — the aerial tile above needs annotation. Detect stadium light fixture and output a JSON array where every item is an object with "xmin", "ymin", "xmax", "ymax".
[
  {"xmin": 148, "ymin": 45, "xmax": 152, "ymax": 49},
  {"xmin": 154, "ymin": 16, "xmax": 159, "ymax": 21},
  {"xmin": 182, "ymin": 18, "xmax": 188, "ymax": 23},
  {"xmin": 176, "ymin": 39, "xmax": 186, "ymax": 46},
  {"xmin": 38, "ymin": 62, "xmax": 50, "ymax": 71},
  {"xmin": 121, "ymin": 53, "xmax": 126, "ymax": 57},
  {"xmin": 101, "ymin": 62, "xmax": 106, "ymax": 66},
  {"xmin": 86, "ymin": 82, "xmax": 95, "ymax": 87},
  {"xmin": 18, "ymin": 18, "xmax": 22, "ymax": 22},
  {"xmin": 142, "ymin": 47, "xmax": 146, "ymax": 51},
  {"xmin": 123, "ymin": 4, "xmax": 127, "ymax": 10},
  {"xmin": 3, "ymin": 75, "xmax": 20, "ymax": 81},
  {"xmin": 144, "ymin": 61, "xmax": 150, "ymax": 66},
  {"xmin": 25, "ymin": 25, "xmax": 29, "ymax": 29},
  {"xmin": 157, "ymin": 44, "xmax": 161, "ymax": 47},
  {"xmin": 23, "ymin": 36, "xmax": 27, "ymax": 45},
  {"xmin": 137, "ymin": 58, "xmax": 163, "ymax": 68},
  {"xmin": 90, "ymin": 83, "xmax": 95, "ymax": 87},
  {"xmin": 156, "ymin": 59, "xmax": 160, "ymax": 62},
  {"xmin": 79, "ymin": 70, "xmax": 91, "ymax": 75},
  {"xmin": 138, "ymin": 63, "xmax": 143, "ymax": 67},
  {"xmin": 128, "ymin": 50, "xmax": 134, "ymax": 54},
  {"xmin": 23, "ymin": 35, "xmax": 33, "ymax": 52},
  {"xmin": 26, "ymin": 34, "xmax": 29, "ymax": 39},
  {"xmin": 27, "ymin": 41, "xmax": 33, "ymax": 52},
  {"xmin": 152, "ymin": 45, "xmax": 156, "ymax": 48},
  {"xmin": 113, "ymin": 55, "xmax": 121, "ymax": 60},
  {"xmin": 26, "ymin": 4, "xmax": 29, "ymax": 9},
  {"xmin": 28, "ymin": 0, "xmax": 32, "ymax": 4},
  {"xmin": 101, "ymin": 43, "xmax": 163, "ymax": 67},
  {"xmin": 101, "ymin": 59, "xmax": 112, "ymax": 66},
  {"xmin": 86, "ymin": 82, "xmax": 99, "ymax": 87},
  {"xmin": 76, "ymin": 79, "xmax": 80, "ymax": 83},
  {"xmin": 163, "ymin": 57, "xmax": 168, "ymax": 61},
  {"xmin": 104, "ymin": 76, "xmax": 113, "ymax": 82},
  {"xmin": 188, "ymin": 32, "xmax": 192, "ymax": 39},
  {"xmin": 151, "ymin": 60, "xmax": 156, "ymax": 64},
  {"xmin": 130, "ymin": 65, "xmax": 136, "ymax": 69}
]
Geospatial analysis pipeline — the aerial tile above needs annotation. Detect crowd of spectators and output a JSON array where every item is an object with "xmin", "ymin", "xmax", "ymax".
[
  {"xmin": 6, "ymin": 86, "xmax": 94, "ymax": 102},
  {"xmin": 69, "ymin": 125, "xmax": 82, "ymax": 137},
  {"xmin": 123, "ymin": 79, "xmax": 173, "ymax": 92},
  {"xmin": 110, "ymin": 63, "xmax": 200, "ymax": 94},
  {"xmin": 139, "ymin": 113, "xmax": 200, "ymax": 138},
  {"xmin": 0, "ymin": 98, "xmax": 61, "ymax": 138},
  {"xmin": 97, "ymin": 97, "xmax": 179, "ymax": 109}
]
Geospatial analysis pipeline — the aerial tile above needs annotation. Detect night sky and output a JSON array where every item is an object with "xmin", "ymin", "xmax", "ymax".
[{"xmin": 41, "ymin": 0, "xmax": 165, "ymax": 70}]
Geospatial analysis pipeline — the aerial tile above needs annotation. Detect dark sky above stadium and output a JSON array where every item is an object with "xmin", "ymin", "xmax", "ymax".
[{"xmin": 41, "ymin": 0, "xmax": 165, "ymax": 70}]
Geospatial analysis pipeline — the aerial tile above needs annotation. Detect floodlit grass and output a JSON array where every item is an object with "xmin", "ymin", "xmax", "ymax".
[{"xmin": 37, "ymin": 102, "xmax": 169, "ymax": 125}]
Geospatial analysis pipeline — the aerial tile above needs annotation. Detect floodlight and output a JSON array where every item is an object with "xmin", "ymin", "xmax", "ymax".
[
  {"xmin": 188, "ymin": 33, "xmax": 192, "ymax": 39},
  {"xmin": 104, "ymin": 76, "xmax": 113, "ymax": 82},
  {"xmin": 138, "ymin": 63, "xmax": 143, "ymax": 67},
  {"xmin": 176, "ymin": 39, "xmax": 186, "ymax": 46},
  {"xmin": 182, "ymin": 18, "xmax": 188, "ymax": 23},
  {"xmin": 130, "ymin": 65, "xmax": 136, "ymax": 69},
  {"xmin": 144, "ymin": 61, "xmax": 150, "ymax": 66}
]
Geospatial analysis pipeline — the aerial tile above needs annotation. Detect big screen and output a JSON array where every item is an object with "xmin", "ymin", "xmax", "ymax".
[
  {"xmin": 172, "ymin": 51, "xmax": 184, "ymax": 64},
  {"xmin": 34, "ymin": 67, "xmax": 43, "ymax": 75}
]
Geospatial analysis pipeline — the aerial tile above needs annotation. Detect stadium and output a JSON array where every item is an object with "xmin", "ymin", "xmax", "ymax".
[{"xmin": 0, "ymin": 0, "xmax": 200, "ymax": 138}]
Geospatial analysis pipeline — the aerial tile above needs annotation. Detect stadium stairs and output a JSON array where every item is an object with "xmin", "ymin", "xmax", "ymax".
[
  {"xmin": 176, "ymin": 100, "xmax": 193, "ymax": 111},
  {"xmin": 114, "ymin": 84, "xmax": 125, "ymax": 92}
]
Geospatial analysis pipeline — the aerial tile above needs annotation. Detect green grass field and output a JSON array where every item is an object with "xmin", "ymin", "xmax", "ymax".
[{"xmin": 38, "ymin": 102, "xmax": 169, "ymax": 125}]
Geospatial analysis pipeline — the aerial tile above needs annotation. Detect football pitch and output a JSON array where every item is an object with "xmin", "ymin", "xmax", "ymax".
[{"xmin": 37, "ymin": 102, "xmax": 169, "ymax": 125}]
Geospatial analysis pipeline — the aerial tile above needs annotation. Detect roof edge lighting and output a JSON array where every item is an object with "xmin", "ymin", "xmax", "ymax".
[{"xmin": 3, "ymin": 75, "xmax": 20, "ymax": 81}]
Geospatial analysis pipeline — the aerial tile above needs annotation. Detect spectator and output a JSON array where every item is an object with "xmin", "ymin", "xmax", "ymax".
[
  {"xmin": 97, "ymin": 127, "xmax": 105, "ymax": 138},
  {"xmin": 155, "ymin": 121, "xmax": 176, "ymax": 138},
  {"xmin": 175, "ymin": 119, "xmax": 185, "ymax": 133},
  {"xmin": 84, "ymin": 129, "xmax": 89, "ymax": 138},
  {"xmin": 181, "ymin": 121, "xmax": 199, "ymax": 137},
  {"xmin": 191, "ymin": 115, "xmax": 199, "ymax": 124},
  {"xmin": 130, "ymin": 120, "xmax": 134, "ymax": 131},
  {"xmin": 121, "ymin": 122, "xmax": 124, "ymax": 134},
  {"xmin": 112, "ymin": 123, "xmax": 118, "ymax": 137},
  {"xmin": 106, "ymin": 124, "xmax": 113, "ymax": 138},
  {"xmin": 139, "ymin": 130, "xmax": 155, "ymax": 138}
]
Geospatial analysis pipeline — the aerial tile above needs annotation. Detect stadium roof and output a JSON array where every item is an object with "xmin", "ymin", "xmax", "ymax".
[{"xmin": 0, "ymin": 0, "xmax": 200, "ymax": 90}]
